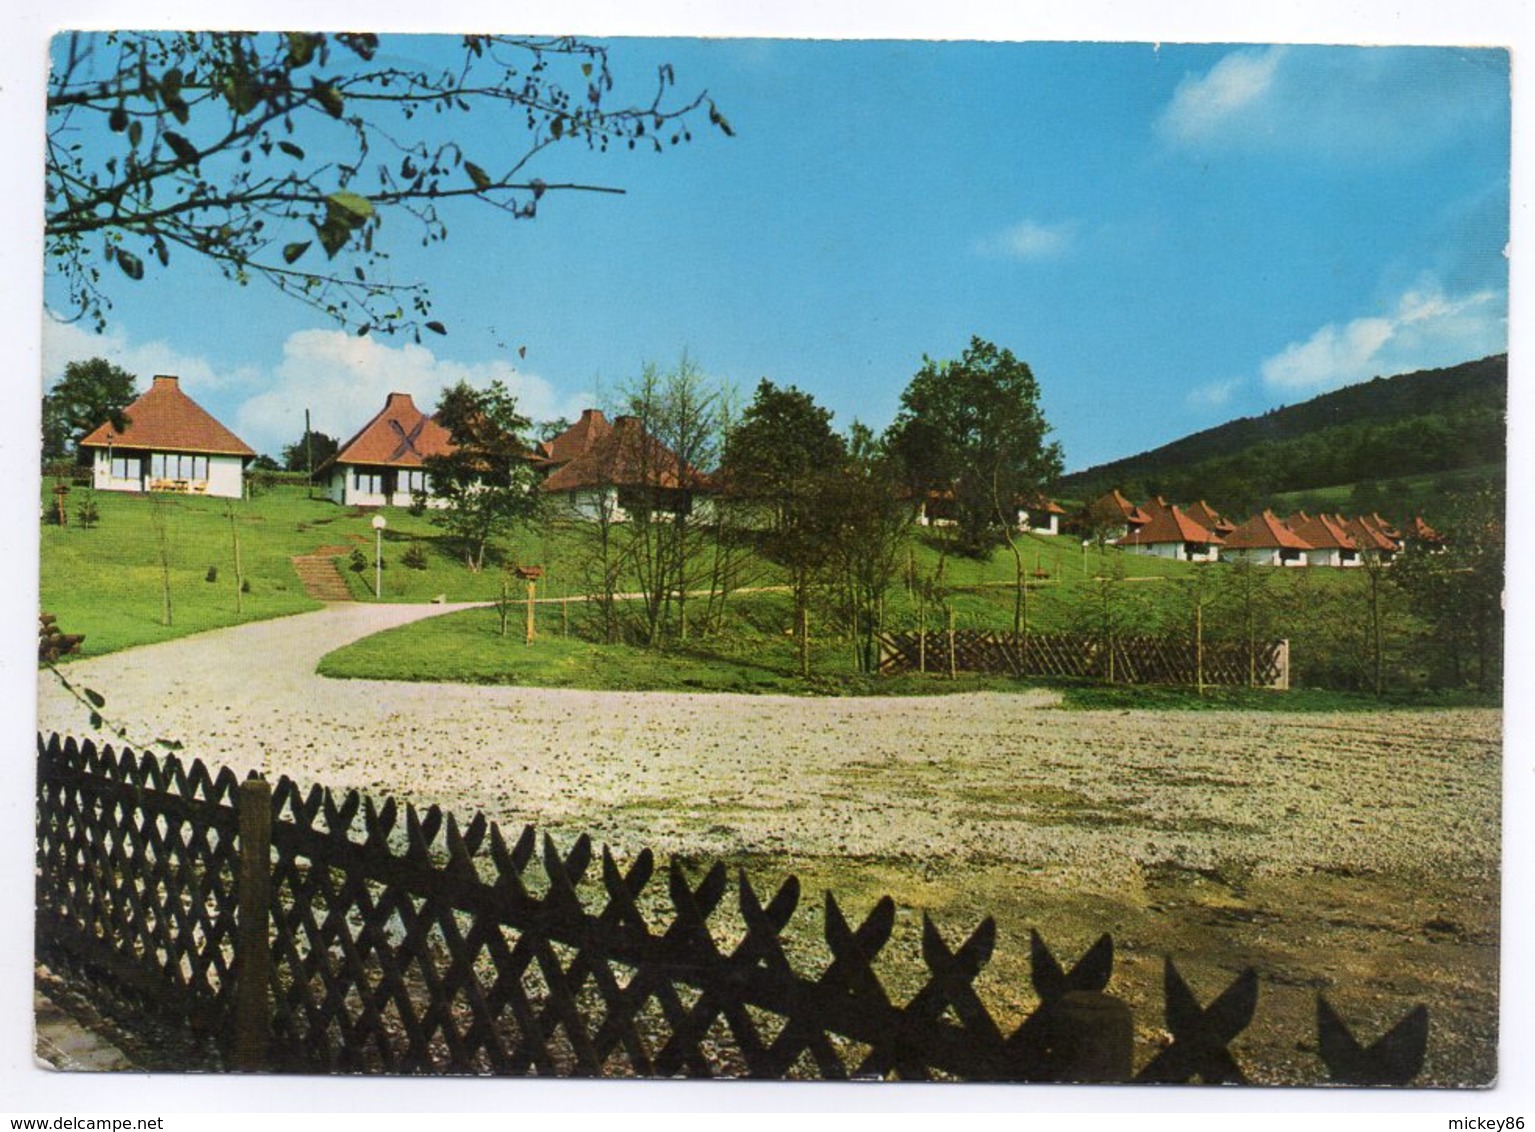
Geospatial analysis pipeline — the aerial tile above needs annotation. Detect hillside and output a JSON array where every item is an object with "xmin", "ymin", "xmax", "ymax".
[{"xmin": 1058, "ymin": 355, "xmax": 1506, "ymax": 514}]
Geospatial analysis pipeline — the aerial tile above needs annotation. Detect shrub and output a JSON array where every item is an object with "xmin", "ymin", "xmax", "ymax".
[
  {"xmin": 76, "ymin": 497, "xmax": 100, "ymax": 529},
  {"xmin": 205, "ymin": 565, "xmax": 219, "ymax": 583},
  {"xmin": 402, "ymin": 544, "xmax": 429, "ymax": 570},
  {"xmin": 349, "ymin": 548, "xmax": 368, "ymax": 573},
  {"xmin": 241, "ymin": 579, "xmax": 251, "ymax": 593}
]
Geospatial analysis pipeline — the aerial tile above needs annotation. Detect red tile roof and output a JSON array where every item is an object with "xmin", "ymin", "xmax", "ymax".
[
  {"xmin": 1286, "ymin": 511, "xmax": 1357, "ymax": 550},
  {"xmin": 1117, "ymin": 505, "xmax": 1223, "ymax": 547},
  {"xmin": 1088, "ymin": 488, "xmax": 1150, "ymax": 526},
  {"xmin": 1186, "ymin": 500, "xmax": 1235, "ymax": 534},
  {"xmin": 1223, "ymin": 510, "xmax": 1313, "ymax": 551},
  {"xmin": 1016, "ymin": 491, "xmax": 1066, "ymax": 515},
  {"xmin": 1406, "ymin": 516, "xmax": 1443, "ymax": 543},
  {"xmin": 79, "ymin": 375, "xmax": 254, "ymax": 457},
  {"xmin": 332, "ymin": 392, "xmax": 456, "ymax": 469},
  {"xmin": 536, "ymin": 408, "xmax": 612, "ymax": 468},
  {"xmin": 540, "ymin": 416, "xmax": 712, "ymax": 494},
  {"xmin": 1341, "ymin": 514, "xmax": 1399, "ymax": 553}
]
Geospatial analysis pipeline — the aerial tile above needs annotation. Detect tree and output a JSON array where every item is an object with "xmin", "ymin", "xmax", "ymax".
[
  {"xmin": 281, "ymin": 428, "xmax": 338, "ymax": 473},
  {"xmin": 621, "ymin": 356, "xmax": 723, "ymax": 646},
  {"xmin": 47, "ymin": 32, "xmax": 728, "ymax": 337},
  {"xmin": 724, "ymin": 379, "xmax": 847, "ymax": 677},
  {"xmin": 885, "ymin": 337, "xmax": 1064, "ymax": 558},
  {"xmin": 42, "ymin": 358, "xmax": 137, "ymax": 461},
  {"xmin": 422, "ymin": 380, "xmax": 540, "ymax": 571},
  {"xmin": 827, "ymin": 423, "xmax": 916, "ymax": 674}
]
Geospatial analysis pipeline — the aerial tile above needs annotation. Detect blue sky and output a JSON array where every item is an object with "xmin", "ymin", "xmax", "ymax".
[{"xmin": 41, "ymin": 37, "xmax": 1510, "ymax": 471}]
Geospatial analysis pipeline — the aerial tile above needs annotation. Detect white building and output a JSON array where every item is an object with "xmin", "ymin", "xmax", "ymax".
[
  {"xmin": 78, "ymin": 375, "xmax": 254, "ymax": 499},
  {"xmin": 324, "ymin": 392, "xmax": 456, "ymax": 508}
]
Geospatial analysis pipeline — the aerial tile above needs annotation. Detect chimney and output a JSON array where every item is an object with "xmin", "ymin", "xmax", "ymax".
[{"xmin": 152, "ymin": 374, "xmax": 180, "ymax": 387}]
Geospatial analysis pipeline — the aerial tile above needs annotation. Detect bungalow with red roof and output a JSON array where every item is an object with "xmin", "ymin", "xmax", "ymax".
[
  {"xmin": 1285, "ymin": 511, "xmax": 1360, "ymax": 567},
  {"xmin": 1341, "ymin": 514, "xmax": 1401, "ymax": 563},
  {"xmin": 1403, "ymin": 515, "xmax": 1444, "ymax": 550},
  {"xmin": 323, "ymin": 392, "xmax": 456, "ymax": 508},
  {"xmin": 539, "ymin": 413, "xmax": 712, "ymax": 521},
  {"xmin": 532, "ymin": 408, "xmax": 612, "ymax": 474},
  {"xmin": 1081, "ymin": 488, "xmax": 1150, "ymax": 542},
  {"xmin": 79, "ymin": 375, "xmax": 255, "ymax": 499},
  {"xmin": 1015, "ymin": 492, "xmax": 1066, "ymax": 535},
  {"xmin": 1221, "ymin": 510, "xmax": 1312, "ymax": 566},
  {"xmin": 1116, "ymin": 504, "xmax": 1223, "ymax": 562},
  {"xmin": 1186, "ymin": 500, "xmax": 1236, "ymax": 537}
]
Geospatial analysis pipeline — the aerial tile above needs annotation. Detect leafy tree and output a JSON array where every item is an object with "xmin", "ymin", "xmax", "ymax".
[
  {"xmin": 621, "ymin": 356, "xmax": 723, "ymax": 646},
  {"xmin": 826, "ymin": 423, "xmax": 916, "ymax": 674},
  {"xmin": 885, "ymin": 337, "xmax": 1063, "ymax": 558},
  {"xmin": 1394, "ymin": 487, "xmax": 1504, "ymax": 693},
  {"xmin": 42, "ymin": 358, "xmax": 137, "ymax": 461},
  {"xmin": 724, "ymin": 379, "xmax": 847, "ymax": 676},
  {"xmin": 422, "ymin": 379, "xmax": 540, "ymax": 571},
  {"xmin": 280, "ymin": 428, "xmax": 339, "ymax": 473},
  {"xmin": 47, "ymin": 32, "xmax": 728, "ymax": 337},
  {"xmin": 250, "ymin": 454, "xmax": 282, "ymax": 472}
]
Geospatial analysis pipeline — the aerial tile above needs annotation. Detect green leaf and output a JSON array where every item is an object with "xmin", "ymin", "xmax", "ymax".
[
  {"xmin": 163, "ymin": 131, "xmax": 199, "ymax": 166},
  {"xmin": 88, "ymin": 711, "xmax": 103, "ymax": 730},
  {"xmin": 315, "ymin": 219, "xmax": 350, "ymax": 258},
  {"xmin": 283, "ymin": 241, "xmax": 311, "ymax": 264},
  {"xmin": 127, "ymin": 119, "xmax": 143, "ymax": 148},
  {"xmin": 425, "ymin": 321, "xmax": 447, "ymax": 335},
  {"xmin": 277, "ymin": 141, "xmax": 305, "ymax": 160},
  {"xmin": 313, "ymin": 81, "xmax": 344, "ymax": 119},
  {"xmin": 166, "ymin": 95, "xmax": 190, "ymax": 125},
  {"xmin": 581, "ymin": 63, "xmax": 593, "ymax": 77},
  {"xmin": 83, "ymin": 687, "xmax": 106, "ymax": 708},
  {"xmin": 116, "ymin": 249, "xmax": 144, "ymax": 281},
  {"xmin": 464, "ymin": 161, "xmax": 491, "ymax": 190},
  {"xmin": 550, "ymin": 116, "xmax": 565, "ymax": 140},
  {"xmin": 108, "ymin": 106, "xmax": 127, "ymax": 132},
  {"xmin": 326, "ymin": 191, "xmax": 373, "ymax": 226},
  {"xmin": 286, "ymin": 32, "xmax": 321, "ymax": 68},
  {"xmin": 156, "ymin": 738, "xmax": 184, "ymax": 751},
  {"xmin": 709, "ymin": 101, "xmax": 735, "ymax": 137}
]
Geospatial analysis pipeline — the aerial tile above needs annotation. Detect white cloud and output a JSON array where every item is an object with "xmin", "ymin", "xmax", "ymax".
[
  {"xmin": 236, "ymin": 330, "xmax": 591, "ymax": 456},
  {"xmin": 1260, "ymin": 283, "xmax": 1505, "ymax": 393},
  {"xmin": 41, "ymin": 315, "xmax": 593, "ymax": 457},
  {"xmin": 41, "ymin": 315, "xmax": 263, "ymax": 398},
  {"xmin": 1187, "ymin": 376, "xmax": 1242, "ymax": 408},
  {"xmin": 974, "ymin": 219, "xmax": 1075, "ymax": 261},
  {"xmin": 1155, "ymin": 47, "xmax": 1506, "ymax": 159},
  {"xmin": 1158, "ymin": 47, "xmax": 1285, "ymax": 146}
]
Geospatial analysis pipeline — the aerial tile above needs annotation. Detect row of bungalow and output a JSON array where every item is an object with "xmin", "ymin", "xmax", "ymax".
[
  {"xmin": 74, "ymin": 377, "xmax": 1444, "ymax": 568},
  {"xmin": 78, "ymin": 378, "xmax": 706, "ymax": 516},
  {"xmin": 1084, "ymin": 488, "xmax": 1439, "ymax": 567}
]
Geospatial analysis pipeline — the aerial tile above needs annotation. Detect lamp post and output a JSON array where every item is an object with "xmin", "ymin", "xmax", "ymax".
[{"xmin": 371, "ymin": 514, "xmax": 387, "ymax": 599}]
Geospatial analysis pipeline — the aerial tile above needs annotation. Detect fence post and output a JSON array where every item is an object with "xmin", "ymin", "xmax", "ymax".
[
  {"xmin": 233, "ymin": 777, "xmax": 272, "ymax": 1071},
  {"xmin": 1276, "ymin": 638, "xmax": 1290, "ymax": 691}
]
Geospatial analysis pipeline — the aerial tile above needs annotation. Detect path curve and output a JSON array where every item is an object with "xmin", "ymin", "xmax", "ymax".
[{"xmin": 34, "ymin": 604, "xmax": 1498, "ymax": 884}]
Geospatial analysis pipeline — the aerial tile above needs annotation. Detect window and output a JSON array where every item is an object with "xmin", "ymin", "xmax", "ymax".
[
  {"xmin": 150, "ymin": 453, "xmax": 209, "ymax": 480},
  {"xmin": 399, "ymin": 469, "xmax": 429, "ymax": 495},
  {"xmin": 110, "ymin": 455, "xmax": 139, "ymax": 481},
  {"xmin": 353, "ymin": 470, "xmax": 382, "ymax": 496}
]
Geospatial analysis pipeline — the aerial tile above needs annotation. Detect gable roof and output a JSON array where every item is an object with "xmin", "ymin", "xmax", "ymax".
[
  {"xmin": 1223, "ymin": 509, "xmax": 1313, "ymax": 551},
  {"xmin": 1341, "ymin": 514, "xmax": 1400, "ymax": 553},
  {"xmin": 79, "ymin": 375, "xmax": 255, "ymax": 457},
  {"xmin": 1286, "ymin": 511, "xmax": 1357, "ymax": 550},
  {"xmin": 1117, "ymin": 504, "xmax": 1222, "ymax": 547},
  {"xmin": 1405, "ymin": 516, "xmax": 1443, "ymax": 543},
  {"xmin": 331, "ymin": 392, "xmax": 456, "ymax": 469},
  {"xmin": 536, "ymin": 408, "xmax": 612, "ymax": 468},
  {"xmin": 1016, "ymin": 491, "xmax": 1066, "ymax": 515},
  {"xmin": 540, "ymin": 415, "xmax": 712, "ymax": 494},
  {"xmin": 1087, "ymin": 488, "xmax": 1150, "ymax": 527},
  {"xmin": 1186, "ymin": 500, "xmax": 1235, "ymax": 534}
]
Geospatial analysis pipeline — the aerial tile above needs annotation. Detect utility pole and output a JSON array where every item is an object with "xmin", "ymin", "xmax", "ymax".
[{"xmin": 305, "ymin": 408, "xmax": 313, "ymax": 499}]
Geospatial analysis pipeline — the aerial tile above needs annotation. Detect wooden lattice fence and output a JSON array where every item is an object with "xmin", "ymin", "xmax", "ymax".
[
  {"xmin": 875, "ymin": 631, "xmax": 1289, "ymax": 689},
  {"xmin": 37, "ymin": 733, "xmax": 1423, "ymax": 1082}
]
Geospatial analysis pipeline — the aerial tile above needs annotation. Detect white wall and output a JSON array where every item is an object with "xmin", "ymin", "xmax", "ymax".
[{"xmin": 205, "ymin": 455, "xmax": 244, "ymax": 499}]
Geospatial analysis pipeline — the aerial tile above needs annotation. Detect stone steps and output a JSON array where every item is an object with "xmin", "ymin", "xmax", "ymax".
[{"xmin": 291, "ymin": 554, "xmax": 355, "ymax": 602}]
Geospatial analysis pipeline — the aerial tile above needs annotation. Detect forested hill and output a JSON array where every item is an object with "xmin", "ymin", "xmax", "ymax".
[{"xmin": 1057, "ymin": 354, "xmax": 1506, "ymax": 512}]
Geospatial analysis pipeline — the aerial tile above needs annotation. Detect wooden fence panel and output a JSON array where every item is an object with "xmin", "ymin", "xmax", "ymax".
[
  {"xmin": 875, "ymin": 631, "xmax": 1288, "ymax": 689},
  {"xmin": 35, "ymin": 734, "xmax": 1415, "ymax": 1082}
]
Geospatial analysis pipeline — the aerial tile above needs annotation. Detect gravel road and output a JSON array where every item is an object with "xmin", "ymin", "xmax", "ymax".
[{"xmin": 35, "ymin": 604, "xmax": 1501, "ymax": 893}]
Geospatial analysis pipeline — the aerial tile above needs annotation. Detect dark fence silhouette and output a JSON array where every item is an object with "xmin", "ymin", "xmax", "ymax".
[
  {"xmin": 875, "ymin": 630, "xmax": 1290, "ymax": 689},
  {"xmin": 36, "ymin": 732, "xmax": 1423, "ymax": 1082}
]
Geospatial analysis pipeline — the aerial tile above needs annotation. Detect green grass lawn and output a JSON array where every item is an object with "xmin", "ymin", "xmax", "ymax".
[{"xmin": 42, "ymin": 482, "xmax": 1432, "ymax": 708}]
